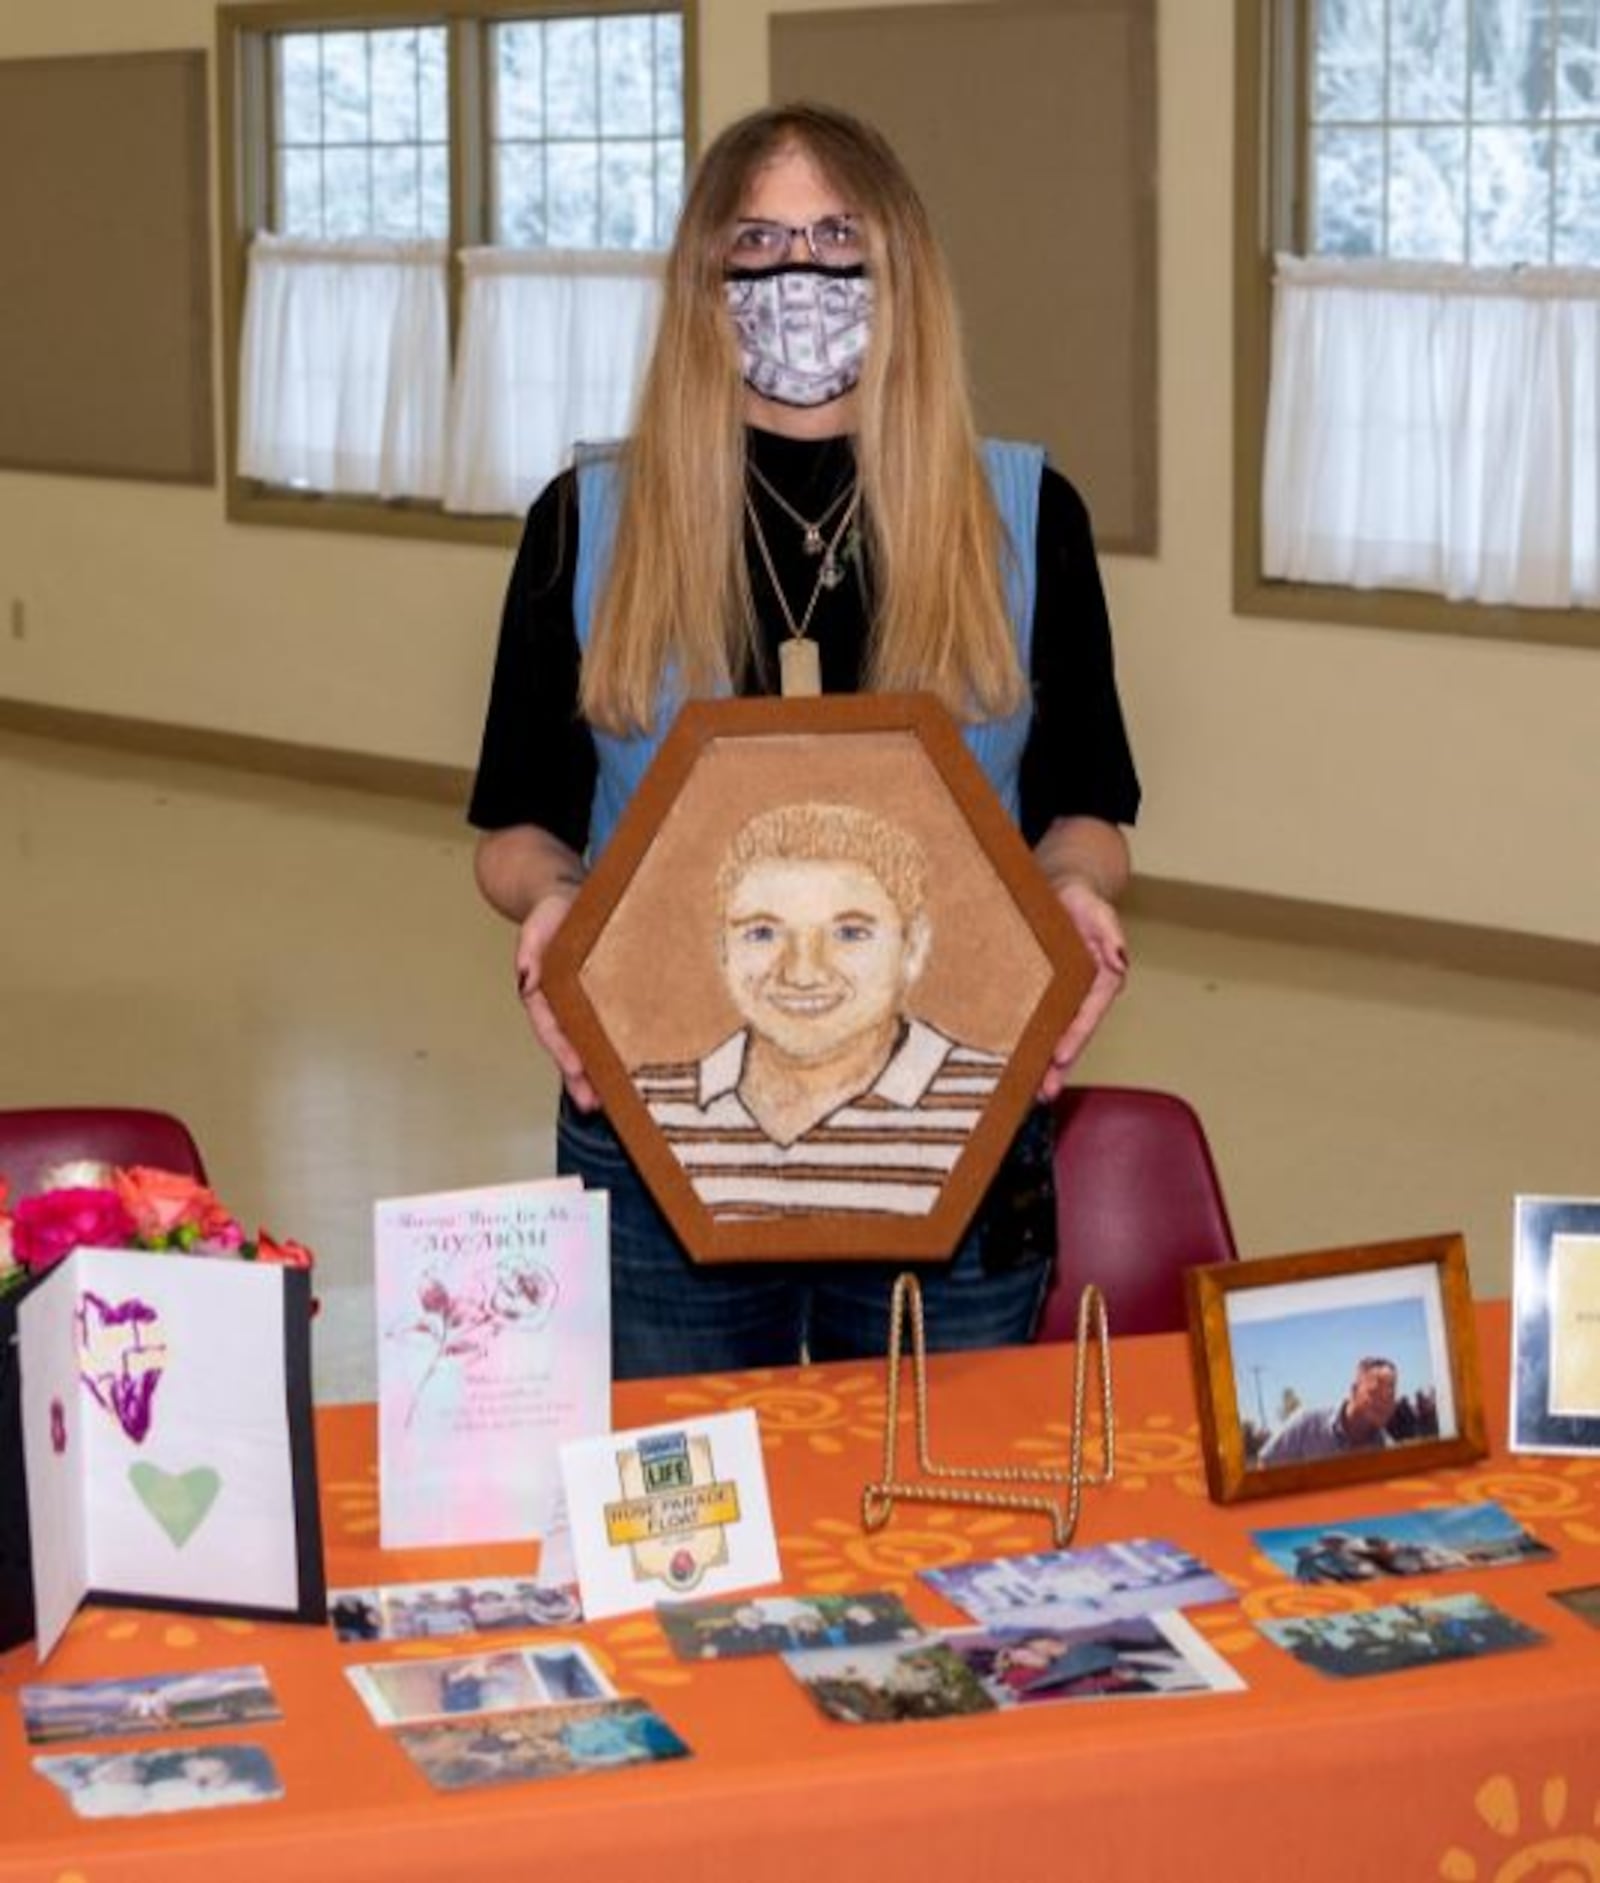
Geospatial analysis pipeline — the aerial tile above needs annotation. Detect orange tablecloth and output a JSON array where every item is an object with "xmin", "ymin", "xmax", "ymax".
[{"xmin": 2, "ymin": 1302, "xmax": 1598, "ymax": 1882}]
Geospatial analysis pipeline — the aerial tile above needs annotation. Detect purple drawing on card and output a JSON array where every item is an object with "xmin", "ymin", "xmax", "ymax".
[
  {"xmin": 50, "ymin": 1398, "xmax": 67, "ymax": 1455},
  {"xmin": 76, "ymin": 1291, "xmax": 168, "ymax": 1445}
]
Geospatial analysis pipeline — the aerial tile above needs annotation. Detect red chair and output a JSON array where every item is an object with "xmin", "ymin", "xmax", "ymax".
[
  {"xmin": 0, "ymin": 1107, "xmax": 209, "ymax": 1197},
  {"xmin": 1036, "ymin": 1086, "xmax": 1238, "ymax": 1343}
]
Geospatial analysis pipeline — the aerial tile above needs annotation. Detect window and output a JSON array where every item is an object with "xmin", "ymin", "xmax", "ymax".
[
  {"xmin": 1236, "ymin": 0, "xmax": 1600, "ymax": 647},
  {"xmin": 219, "ymin": 2, "xmax": 693, "ymax": 541},
  {"xmin": 1308, "ymin": 0, "xmax": 1600, "ymax": 266}
]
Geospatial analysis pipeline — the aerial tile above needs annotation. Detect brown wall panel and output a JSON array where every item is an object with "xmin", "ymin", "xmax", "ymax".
[
  {"xmin": 0, "ymin": 51, "xmax": 214, "ymax": 483},
  {"xmin": 771, "ymin": 0, "xmax": 1156, "ymax": 552}
]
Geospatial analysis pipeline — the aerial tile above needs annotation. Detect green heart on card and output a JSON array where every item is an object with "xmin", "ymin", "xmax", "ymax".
[{"xmin": 129, "ymin": 1463, "xmax": 222, "ymax": 1547}]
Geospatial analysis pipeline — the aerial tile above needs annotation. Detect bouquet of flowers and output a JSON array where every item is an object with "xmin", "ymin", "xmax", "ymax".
[{"xmin": 0, "ymin": 1164, "xmax": 313, "ymax": 1298}]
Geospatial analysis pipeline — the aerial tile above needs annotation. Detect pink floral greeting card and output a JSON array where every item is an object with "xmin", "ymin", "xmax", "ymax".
[{"xmin": 377, "ymin": 1180, "xmax": 610, "ymax": 1550}]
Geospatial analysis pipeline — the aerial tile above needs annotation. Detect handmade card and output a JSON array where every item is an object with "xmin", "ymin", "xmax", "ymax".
[
  {"xmin": 19, "ymin": 1251, "xmax": 323, "ymax": 1661},
  {"xmin": 376, "ymin": 1180, "xmax": 610, "ymax": 1549},
  {"xmin": 559, "ymin": 1409, "xmax": 779, "ymax": 1621}
]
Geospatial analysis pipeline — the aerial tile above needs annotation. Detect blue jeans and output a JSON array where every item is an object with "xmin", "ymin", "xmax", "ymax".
[{"xmin": 556, "ymin": 1097, "xmax": 1054, "ymax": 1381}]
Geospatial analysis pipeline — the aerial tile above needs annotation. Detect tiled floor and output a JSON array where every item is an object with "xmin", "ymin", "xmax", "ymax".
[{"xmin": 4, "ymin": 729, "xmax": 1595, "ymax": 1400}]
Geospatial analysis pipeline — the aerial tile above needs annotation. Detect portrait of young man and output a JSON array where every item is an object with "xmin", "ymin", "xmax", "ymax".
[{"xmin": 630, "ymin": 801, "xmax": 1005, "ymax": 1220}]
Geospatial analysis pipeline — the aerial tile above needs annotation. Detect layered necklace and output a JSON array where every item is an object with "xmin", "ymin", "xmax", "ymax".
[{"xmin": 744, "ymin": 461, "xmax": 861, "ymax": 697}]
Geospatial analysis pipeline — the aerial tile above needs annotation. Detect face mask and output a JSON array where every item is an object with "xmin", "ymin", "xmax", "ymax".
[{"xmin": 723, "ymin": 265, "xmax": 873, "ymax": 408}]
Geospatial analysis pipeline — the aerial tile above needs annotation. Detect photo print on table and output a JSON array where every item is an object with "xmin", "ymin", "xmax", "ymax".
[
  {"xmin": 1251, "ymin": 1502, "xmax": 1551, "ymax": 1585},
  {"xmin": 393, "ymin": 1700, "xmax": 690, "ymax": 1790},
  {"xmin": 345, "ymin": 1645, "xmax": 613, "ymax": 1727},
  {"xmin": 21, "ymin": 1665, "xmax": 281, "ymax": 1746},
  {"xmin": 921, "ymin": 1537, "xmax": 1233, "ymax": 1632},
  {"xmin": 34, "ymin": 1743, "xmax": 284, "ymax": 1821},
  {"xmin": 781, "ymin": 1638, "xmax": 997, "ymax": 1725},
  {"xmin": 328, "ymin": 1576, "xmax": 582, "ymax": 1645},
  {"xmin": 658, "ymin": 1591, "xmax": 922, "ymax": 1660},
  {"xmin": 942, "ymin": 1612, "xmax": 1245, "ymax": 1706},
  {"xmin": 1257, "ymin": 1594, "xmax": 1544, "ymax": 1678}
]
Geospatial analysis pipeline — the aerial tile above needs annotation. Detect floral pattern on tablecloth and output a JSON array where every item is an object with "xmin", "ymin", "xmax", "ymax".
[
  {"xmin": 652, "ymin": 1368, "xmax": 891, "ymax": 1456},
  {"xmin": 1439, "ymin": 1773, "xmax": 1600, "ymax": 1881}
]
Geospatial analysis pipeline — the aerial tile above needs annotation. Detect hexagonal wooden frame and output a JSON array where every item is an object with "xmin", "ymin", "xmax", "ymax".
[{"xmin": 543, "ymin": 694, "xmax": 1095, "ymax": 1263}]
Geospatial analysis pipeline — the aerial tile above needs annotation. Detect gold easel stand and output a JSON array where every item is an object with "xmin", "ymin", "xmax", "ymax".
[{"xmin": 861, "ymin": 1272, "xmax": 1115, "ymax": 1549}]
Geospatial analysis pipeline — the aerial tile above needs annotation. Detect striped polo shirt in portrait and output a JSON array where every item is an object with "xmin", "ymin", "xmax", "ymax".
[{"xmin": 632, "ymin": 1019, "xmax": 1004, "ymax": 1219}]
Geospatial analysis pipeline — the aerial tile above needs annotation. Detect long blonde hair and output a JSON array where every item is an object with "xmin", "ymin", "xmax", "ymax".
[{"xmin": 580, "ymin": 103, "xmax": 1026, "ymax": 734}]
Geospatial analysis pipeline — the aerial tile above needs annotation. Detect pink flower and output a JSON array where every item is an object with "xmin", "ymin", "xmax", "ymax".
[{"xmin": 13, "ymin": 1188, "xmax": 135, "ymax": 1275}]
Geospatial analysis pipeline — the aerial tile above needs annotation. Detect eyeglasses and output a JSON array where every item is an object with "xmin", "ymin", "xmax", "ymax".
[{"xmin": 726, "ymin": 215, "xmax": 866, "ymax": 268}]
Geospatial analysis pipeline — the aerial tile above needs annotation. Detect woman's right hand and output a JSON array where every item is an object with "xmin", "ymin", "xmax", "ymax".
[{"xmin": 515, "ymin": 892, "xmax": 600, "ymax": 1111}]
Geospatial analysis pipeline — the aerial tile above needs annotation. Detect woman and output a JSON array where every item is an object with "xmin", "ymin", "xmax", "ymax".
[{"xmin": 470, "ymin": 103, "xmax": 1140, "ymax": 1378}]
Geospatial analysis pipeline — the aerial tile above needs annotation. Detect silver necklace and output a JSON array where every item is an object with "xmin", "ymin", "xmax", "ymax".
[
  {"xmin": 747, "ymin": 458, "xmax": 858, "ymax": 562},
  {"xmin": 744, "ymin": 486, "xmax": 861, "ymax": 697}
]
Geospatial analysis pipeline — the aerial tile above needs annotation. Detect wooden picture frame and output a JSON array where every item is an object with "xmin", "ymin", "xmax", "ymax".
[
  {"xmin": 1185, "ymin": 1234, "xmax": 1486, "ymax": 1504},
  {"xmin": 542, "ymin": 694, "xmax": 1094, "ymax": 1264},
  {"xmin": 1510, "ymin": 1195, "xmax": 1600, "ymax": 1456}
]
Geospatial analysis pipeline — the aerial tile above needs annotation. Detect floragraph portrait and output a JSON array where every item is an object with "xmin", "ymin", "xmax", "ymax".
[{"xmin": 546, "ymin": 698, "xmax": 1090, "ymax": 1263}]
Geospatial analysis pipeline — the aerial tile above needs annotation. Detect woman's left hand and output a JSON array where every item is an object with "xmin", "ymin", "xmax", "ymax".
[{"xmin": 1036, "ymin": 878, "xmax": 1129, "ymax": 1101}]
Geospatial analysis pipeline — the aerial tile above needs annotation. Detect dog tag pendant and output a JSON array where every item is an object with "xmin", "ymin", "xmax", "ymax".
[{"xmin": 780, "ymin": 637, "xmax": 822, "ymax": 697}]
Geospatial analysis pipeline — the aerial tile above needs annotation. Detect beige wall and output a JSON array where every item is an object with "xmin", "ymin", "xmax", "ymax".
[{"xmin": 1, "ymin": 0, "xmax": 1596, "ymax": 946}]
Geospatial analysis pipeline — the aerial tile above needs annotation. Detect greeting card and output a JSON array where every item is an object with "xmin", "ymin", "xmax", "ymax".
[
  {"xmin": 377, "ymin": 1180, "xmax": 610, "ymax": 1548},
  {"xmin": 19, "ymin": 1251, "xmax": 324, "ymax": 1660}
]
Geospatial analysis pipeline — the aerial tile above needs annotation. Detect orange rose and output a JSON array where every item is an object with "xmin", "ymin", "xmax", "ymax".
[
  {"xmin": 114, "ymin": 1166, "xmax": 221, "ymax": 1240},
  {"xmin": 254, "ymin": 1229, "xmax": 315, "ymax": 1269}
]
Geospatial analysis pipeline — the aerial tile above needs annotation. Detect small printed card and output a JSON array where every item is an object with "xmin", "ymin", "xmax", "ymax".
[
  {"xmin": 34, "ymin": 1743, "xmax": 284, "ymax": 1820},
  {"xmin": 376, "ymin": 1180, "xmax": 610, "ymax": 1549},
  {"xmin": 942, "ymin": 1613, "xmax": 1245, "ymax": 1706},
  {"xmin": 21, "ymin": 1666, "xmax": 281, "ymax": 1746},
  {"xmin": 659, "ymin": 1591, "xmax": 922, "ymax": 1661},
  {"xmin": 921, "ymin": 1538, "xmax": 1233, "ymax": 1632},
  {"xmin": 1256, "ymin": 1593, "xmax": 1545, "ymax": 1677},
  {"xmin": 393, "ymin": 1699, "xmax": 690, "ymax": 1790},
  {"xmin": 781, "ymin": 1639, "xmax": 997, "ymax": 1725},
  {"xmin": 1251, "ymin": 1501, "xmax": 1551, "ymax": 1584},
  {"xmin": 559, "ymin": 1409, "xmax": 779, "ymax": 1621},
  {"xmin": 329, "ymin": 1576, "xmax": 582, "ymax": 1644},
  {"xmin": 346, "ymin": 1645, "xmax": 613, "ymax": 1726}
]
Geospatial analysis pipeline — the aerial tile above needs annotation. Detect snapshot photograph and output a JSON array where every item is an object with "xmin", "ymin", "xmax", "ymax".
[
  {"xmin": 1225, "ymin": 1268, "xmax": 1457, "ymax": 1472},
  {"xmin": 34, "ymin": 1744, "xmax": 284, "ymax": 1821},
  {"xmin": 394, "ymin": 1700, "xmax": 690, "ymax": 1790},
  {"xmin": 943, "ymin": 1613, "xmax": 1245, "ymax": 1706},
  {"xmin": 21, "ymin": 1666, "xmax": 280, "ymax": 1746},
  {"xmin": 659, "ymin": 1591, "xmax": 922, "ymax": 1660},
  {"xmin": 328, "ymin": 1577, "xmax": 582, "ymax": 1644},
  {"xmin": 1257, "ymin": 1595, "xmax": 1544, "ymax": 1678},
  {"xmin": 1252, "ymin": 1501, "xmax": 1551, "ymax": 1585},
  {"xmin": 922, "ymin": 1537, "xmax": 1232, "ymax": 1632},
  {"xmin": 346, "ymin": 1649, "xmax": 557, "ymax": 1726},
  {"xmin": 781, "ymin": 1638, "xmax": 998, "ymax": 1724}
]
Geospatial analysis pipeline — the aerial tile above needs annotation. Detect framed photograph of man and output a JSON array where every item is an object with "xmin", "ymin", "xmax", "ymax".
[
  {"xmin": 1510, "ymin": 1195, "xmax": 1600, "ymax": 1456},
  {"xmin": 542, "ymin": 695, "xmax": 1094, "ymax": 1263},
  {"xmin": 1185, "ymin": 1234, "xmax": 1486, "ymax": 1504}
]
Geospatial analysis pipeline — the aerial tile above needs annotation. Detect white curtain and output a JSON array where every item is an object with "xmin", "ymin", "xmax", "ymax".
[
  {"xmin": 443, "ymin": 247, "xmax": 663, "ymax": 515},
  {"xmin": 238, "ymin": 236, "xmax": 450, "ymax": 500},
  {"xmin": 1263, "ymin": 255, "xmax": 1600, "ymax": 609}
]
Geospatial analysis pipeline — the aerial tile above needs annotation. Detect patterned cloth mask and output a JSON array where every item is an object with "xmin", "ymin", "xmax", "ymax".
[{"xmin": 724, "ymin": 265, "xmax": 873, "ymax": 408}]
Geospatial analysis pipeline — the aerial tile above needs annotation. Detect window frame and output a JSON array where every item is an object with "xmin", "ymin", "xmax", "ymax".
[
  {"xmin": 1233, "ymin": 0, "xmax": 1600, "ymax": 652},
  {"xmin": 217, "ymin": 0, "xmax": 697, "ymax": 546}
]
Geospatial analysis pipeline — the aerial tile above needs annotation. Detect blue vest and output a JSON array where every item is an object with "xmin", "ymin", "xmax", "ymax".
[{"xmin": 573, "ymin": 439, "xmax": 1043, "ymax": 857}]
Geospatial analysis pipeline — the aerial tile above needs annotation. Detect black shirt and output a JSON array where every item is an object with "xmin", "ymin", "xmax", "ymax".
[{"xmin": 468, "ymin": 427, "xmax": 1141, "ymax": 851}]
